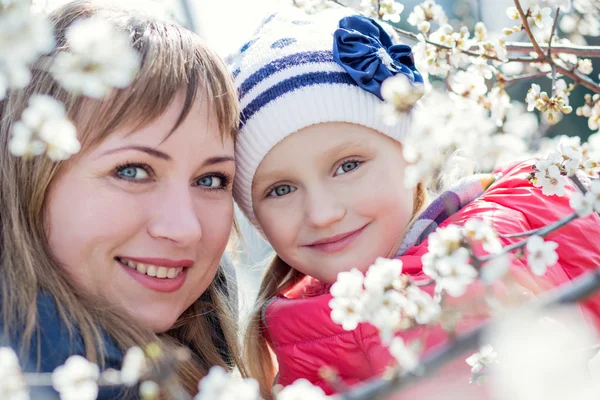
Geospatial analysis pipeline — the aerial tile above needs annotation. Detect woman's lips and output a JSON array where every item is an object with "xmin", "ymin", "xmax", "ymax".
[
  {"xmin": 304, "ymin": 225, "xmax": 368, "ymax": 254},
  {"xmin": 116, "ymin": 257, "xmax": 189, "ymax": 293}
]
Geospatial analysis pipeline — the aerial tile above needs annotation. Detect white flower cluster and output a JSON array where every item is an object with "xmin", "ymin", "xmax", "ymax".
[
  {"xmin": 0, "ymin": 348, "xmax": 28, "ymax": 400},
  {"xmin": 0, "ymin": 0, "xmax": 54, "ymax": 99},
  {"xmin": 525, "ymin": 82, "xmax": 573, "ymax": 125},
  {"xmin": 195, "ymin": 366, "xmax": 260, "ymax": 400},
  {"xmin": 525, "ymin": 235, "xmax": 559, "ymax": 276},
  {"xmin": 465, "ymin": 344, "xmax": 498, "ymax": 375},
  {"xmin": 276, "ymin": 378, "xmax": 331, "ymax": 400},
  {"xmin": 9, "ymin": 94, "xmax": 80, "ymax": 160},
  {"xmin": 422, "ymin": 224, "xmax": 479, "ymax": 297},
  {"xmin": 380, "ymin": 74, "xmax": 425, "ymax": 125},
  {"xmin": 52, "ymin": 355, "xmax": 100, "ymax": 400},
  {"xmin": 577, "ymin": 94, "xmax": 600, "ymax": 134},
  {"xmin": 51, "ymin": 17, "xmax": 140, "ymax": 99},
  {"xmin": 401, "ymin": 89, "xmax": 512, "ymax": 186},
  {"xmin": 531, "ymin": 134, "xmax": 600, "ymax": 197},
  {"xmin": 569, "ymin": 180, "xmax": 600, "ymax": 217},
  {"xmin": 359, "ymin": 0, "xmax": 404, "ymax": 23},
  {"xmin": 329, "ymin": 258, "xmax": 440, "ymax": 348},
  {"xmin": 560, "ymin": 0, "xmax": 600, "ymax": 43}
]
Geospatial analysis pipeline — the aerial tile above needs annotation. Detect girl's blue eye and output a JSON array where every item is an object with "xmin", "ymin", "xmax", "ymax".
[
  {"xmin": 117, "ymin": 166, "xmax": 149, "ymax": 180},
  {"xmin": 335, "ymin": 160, "xmax": 361, "ymax": 176},
  {"xmin": 197, "ymin": 175, "xmax": 224, "ymax": 189},
  {"xmin": 268, "ymin": 184, "xmax": 296, "ymax": 197}
]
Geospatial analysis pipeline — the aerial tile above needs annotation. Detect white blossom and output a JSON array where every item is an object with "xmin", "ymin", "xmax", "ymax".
[
  {"xmin": 389, "ymin": 337, "xmax": 419, "ymax": 372},
  {"xmin": 329, "ymin": 296, "xmax": 364, "ymax": 331},
  {"xmin": 51, "ymin": 17, "xmax": 140, "ymax": 99},
  {"xmin": 362, "ymin": 290, "xmax": 408, "ymax": 343},
  {"xmin": 0, "ymin": 1, "xmax": 54, "ymax": 96},
  {"xmin": 364, "ymin": 257, "xmax": 405, "ymax": 293},
  {"xmin": 380, "ymin": 0, "xmax": 404, "ymax": 23},
  {"xmin": 557, "ymin": 135, "xmax": 582, "ymax": 176},
  {"xmin": 480, "ymin": 254, "xmax": 510, "ymax": 284},
  {"xmin": 0, "ymin": 347, "xmax": 28, "ymax": 400},
  {"xmin": 380, "ymin": 74, "xmax": 425, "ymax": 123},
  {"xmin": 465, "ymin": 344, "xmax": 498, "ymax": 374},
  {"xmin": 463, "ymin": 218, "xmax": 502, "ymax": 254},
  {"xmin": 52, "ymin": 355, "xmax": 100, "ymax": 400},
  {"xmin": 426, "ymin": 225, "xmax": 463, "ymax": 258},
  {"xmin": 526, "ymin": 235, "xmax": 558, "ymax": 276},
  {"xmin": 532, "ymin": 156, "xmax": 567, "ymax": 196},
  {"xmin": 195, "ymin": 366, "xmax": 259, "ymax": 400},
  {"xmin": 330, "ymin": 268, "xmax": 364, "ymax": 298},
  {"xmin": 277, "ymin": 378, "xmax": 330, "ymax": 400},
  {"xmin": 407, "ymin": 0, "xmax": 447, "ymax": 27},
  {"xmin": 536, "ymin": 91, "xmax": 573, "ymax": 124},
  {"xmin": 120, "ymin": 346, "xmax": 147, "ymax": 386},
  {"xmin": 10, "ymin": 94, "xmax": 80, "ymax": 160},
  {"xmin": 451, "ymin": 70, "xmax": 487, "ymax": 100},
  {"xmin": 404, "ymin": 286, "xmax": 440, "ymax": 324},
  {"xmin": 506, "ymin": 6, "xmax": 520, "ymax": 19},
  {"xmin": 474, "ymin": 22, "xmax": 488, "ymax": 42},
  {"xmin": 139, "ymin": 381, "xmax": 159, "ymax": 400},
  {"xmin": 434, "ymin": 248, "xmax": 478, "ymax": 297},
  {"xmin": 530, "ymin": 5, "xmax": 553, "ymax": 29},
  {"xmin": 577, "ymin": 59, "xmax": 593, "ymax": 75},
  {"xmin": 569, "ymin": 191, "xmax": 595, "ymax": 217},
  {"xmin": 526, "ymin": 83, "xmax": 541, "ymax": 112}
]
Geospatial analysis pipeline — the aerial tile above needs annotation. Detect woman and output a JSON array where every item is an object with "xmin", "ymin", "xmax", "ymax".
[{"xmin": 0, "ymin": 1, "xmax": 244, "ymax": 398}]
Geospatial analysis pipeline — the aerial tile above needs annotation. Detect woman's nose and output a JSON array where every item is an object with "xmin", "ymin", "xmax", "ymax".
[{"xmin": 147, "ymin": 186, "xmax": 203, "ymax": 246}]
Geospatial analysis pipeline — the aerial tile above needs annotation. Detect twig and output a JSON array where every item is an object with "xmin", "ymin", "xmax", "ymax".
[
  {"xmin": 479, "ymin": 212, "xmax": 578, "ymax": 262},
  {"xmin": 341, "ymin": 266, "xmax": 600, "ymax": 400},
  {"xmin": 547, "ymin": 8, "xmax": 560, "ymax": 59},
  {"xmin": 505, "ymin": 42, "xmax": 600, "ymax": 58},
  {"xmin": 514, "ymin": 0, "xmax": 545, "ymax": 59},
  {"xmin": 501, "ymin": 71, "xmax": 549, "ymax": 87}
]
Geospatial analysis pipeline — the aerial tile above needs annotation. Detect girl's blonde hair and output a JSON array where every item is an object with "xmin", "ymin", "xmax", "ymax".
[
  {"xmin": 0, "ymin": 0, "xmax": 245, "ymax": 395},
  {"xmin": 244, "ymin": 183, "xmax": 429, "ymax": 399}
]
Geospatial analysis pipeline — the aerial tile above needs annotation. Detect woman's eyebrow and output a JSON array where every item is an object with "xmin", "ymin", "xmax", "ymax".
[{"xmin": 100, "ymin": 145, "xmax": 171, "ymax": 160}]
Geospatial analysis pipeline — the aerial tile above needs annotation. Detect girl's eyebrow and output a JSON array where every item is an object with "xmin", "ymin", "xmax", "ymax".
[{"xmin": 318, "ymin": 140, "xmax": 366, "ymax": 162}]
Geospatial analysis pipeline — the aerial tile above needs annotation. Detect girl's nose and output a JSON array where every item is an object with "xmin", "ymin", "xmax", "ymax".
[{"xmin": 304, "ymin": 186, "xmax": 346, "ymax": 229}]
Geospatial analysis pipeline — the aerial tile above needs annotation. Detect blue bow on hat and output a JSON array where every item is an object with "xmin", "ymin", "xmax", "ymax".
[{"xmin": 333, "ymin": 15, "xmax": 423, "ymax": 100}]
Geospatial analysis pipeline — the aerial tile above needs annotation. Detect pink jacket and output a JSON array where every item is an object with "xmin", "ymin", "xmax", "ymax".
[{"xmin": 262, "ymin": 160, "xmax": 600, "ymax": 395}]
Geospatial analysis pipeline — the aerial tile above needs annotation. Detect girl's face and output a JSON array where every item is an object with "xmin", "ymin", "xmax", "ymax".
[
  {"xmin": 252, "ymin": 122, "xmax": 414, "ymax": 284},
  {"xmin": 46, "ymin": 93, "xmax": 235, "ymax": 333}
]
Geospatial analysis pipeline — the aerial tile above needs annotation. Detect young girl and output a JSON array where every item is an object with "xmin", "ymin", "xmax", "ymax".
[{"xmin": 229, "ymin": 7, "xmax": 600, "ymax": 398}]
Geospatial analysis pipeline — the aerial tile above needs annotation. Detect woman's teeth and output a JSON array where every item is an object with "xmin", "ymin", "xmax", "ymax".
[{"xmin": 117, "ymin": 257, "xmax": 183, "ymax": 279}]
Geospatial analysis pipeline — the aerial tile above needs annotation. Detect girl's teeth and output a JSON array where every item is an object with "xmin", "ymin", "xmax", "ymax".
[{"xmin": 119, "ymin": 258, "xmax": 183, "ymax": 279}]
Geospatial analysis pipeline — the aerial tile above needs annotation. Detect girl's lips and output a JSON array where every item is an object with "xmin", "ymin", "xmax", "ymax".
[
  {"xmin": 117, "ymin": 258, "xmax": 188, "ymax": 293},
  {"xmin": 304, "ymin": 225, "xmax": 368, "ymax": 254}
]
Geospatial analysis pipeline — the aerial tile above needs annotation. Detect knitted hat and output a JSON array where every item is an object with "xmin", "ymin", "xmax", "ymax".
[{"xmin": 229, "ymin": 7, "xmax": 423, "ymax": 228}]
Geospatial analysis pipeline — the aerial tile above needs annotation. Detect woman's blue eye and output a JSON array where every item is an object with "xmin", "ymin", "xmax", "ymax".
[
  {"xmin": 268, "ymin": 184, "xmax": 296, "ymax": 197},
  {"xmin": 335, "ymin": 161, "xmax": 361, "ymax": 176},
  {"xmin": 117, "ymin": 166, "xmax": 149, "ymax": 180},
  {"xmin": 197, "ymin": 175, "xmax": 224, "ymax": 188}
]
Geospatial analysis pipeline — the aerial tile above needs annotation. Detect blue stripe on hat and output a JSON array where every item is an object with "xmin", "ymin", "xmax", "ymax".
[
  {"xmin": 238, "ymin": 50, "xmax": 335, "ymax": 99},
  {"xmin": 240, "ymin": 71, "xmax": 357, "ymax": 129}
]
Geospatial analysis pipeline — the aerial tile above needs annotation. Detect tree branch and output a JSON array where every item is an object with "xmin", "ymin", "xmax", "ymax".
[
  {"xmin": 505, "ymin": 42, "xmax": 600, "ymax": 58},
  {"xmin": 514, "ymin": 0, "xmax": 545, "ymax": 59}
]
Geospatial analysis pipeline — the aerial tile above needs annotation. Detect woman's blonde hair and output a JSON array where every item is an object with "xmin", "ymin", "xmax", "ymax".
[
  {"xmin": 244, "ymin": 182, "xmax": 429, "ymax": 398},
  {"xmin": 0, "ymin": 0, "xmax": 245, "ymax": 395}
]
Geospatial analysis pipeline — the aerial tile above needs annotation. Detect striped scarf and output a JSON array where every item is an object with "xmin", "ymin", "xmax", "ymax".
[{"xmin": 395, "ymin": 173, "xmax": 499, "ymax": 257}]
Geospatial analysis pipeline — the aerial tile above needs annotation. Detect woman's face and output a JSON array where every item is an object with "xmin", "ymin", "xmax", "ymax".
[
  {"xmin": 252, "ymin": 122, "xmax": 414, "ymax": 284},
  {"xmin": 46, "ymin": 93, "xmax": 235, "ymax": 333}
]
